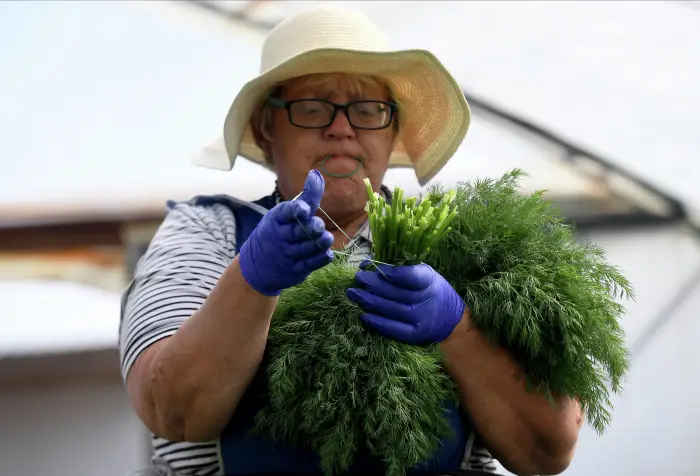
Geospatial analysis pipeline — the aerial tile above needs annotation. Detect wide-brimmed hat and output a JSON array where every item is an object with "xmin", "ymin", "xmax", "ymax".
[{"xmin": 192, "ymin": 5, "xmax": 471, "ymax": 186}]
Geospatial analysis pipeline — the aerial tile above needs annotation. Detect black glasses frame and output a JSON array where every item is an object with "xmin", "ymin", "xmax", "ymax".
[{"xmin": 266, "ymin": 97, "xmax": 398, "ymax": 130}]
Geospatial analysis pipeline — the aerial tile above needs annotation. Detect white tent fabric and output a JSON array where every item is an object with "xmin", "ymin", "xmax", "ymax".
[
  {"xmin": 1, "ymin": 1, "xmax": 697, "ymax": 215},
  {"xmin": 0, "ymin": 280, "xmax": 120, "ymax": 356},
  {"xmin": 207, "ymin": 0, "xmax": 700, "ymax": 205}
]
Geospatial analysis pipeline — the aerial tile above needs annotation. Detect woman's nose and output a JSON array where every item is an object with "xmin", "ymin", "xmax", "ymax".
[{"xmin": 324, "ymin": 110, "xmax": 356, "ymax": 140}]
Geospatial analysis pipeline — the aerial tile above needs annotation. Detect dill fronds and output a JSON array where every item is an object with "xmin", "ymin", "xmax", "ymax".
[{"xmin": 255, "ymin": 169, "xmax": 633, "ymax": 475}]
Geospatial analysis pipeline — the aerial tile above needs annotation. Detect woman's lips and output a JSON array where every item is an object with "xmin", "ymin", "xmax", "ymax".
[{"xmin": 319, "ymin": 156, "xmax": 362, "ymax": 176}]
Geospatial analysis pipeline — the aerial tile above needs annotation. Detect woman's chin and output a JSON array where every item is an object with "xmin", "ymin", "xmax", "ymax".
[
  {"xmin": 324, "ymin": 175, "xmax": 361, "ymax": 195},
  {"xmin": 321, "ymin": 178, "xmax": 366, "ymax": 214}
]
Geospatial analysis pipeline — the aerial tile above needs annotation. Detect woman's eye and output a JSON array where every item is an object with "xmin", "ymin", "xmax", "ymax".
[
  {"xmin": 358, "ymin": 106, "xmax": 382, "ymax": 116},
  {"xmin": 301, "ymin": 106, "xmax": 321, "ymax": 114}
]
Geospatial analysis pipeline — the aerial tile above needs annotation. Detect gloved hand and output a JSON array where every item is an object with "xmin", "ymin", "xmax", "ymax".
[
  {"xmin": 239, "ymin": 169, "xmax": 334, "ymax": 296},
  {"xmin": 346, "ymin": 262, "xmax": 465, "ymax": 345}
]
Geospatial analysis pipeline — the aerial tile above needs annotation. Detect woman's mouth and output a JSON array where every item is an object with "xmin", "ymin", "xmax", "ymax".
[{"xmin": 318, "ymin": 156, "xmax": 364, "ymax": 178}]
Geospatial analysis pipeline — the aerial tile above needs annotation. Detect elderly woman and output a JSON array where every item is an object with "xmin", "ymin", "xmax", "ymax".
[{"xmin": 120, "ymin": 6, "xmax": 583, "ymax": 476}]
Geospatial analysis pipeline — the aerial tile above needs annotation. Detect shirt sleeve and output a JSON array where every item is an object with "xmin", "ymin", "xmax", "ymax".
[{"xmin": 118, "ymin": 201, "xmax": 237, "ymax": 382}]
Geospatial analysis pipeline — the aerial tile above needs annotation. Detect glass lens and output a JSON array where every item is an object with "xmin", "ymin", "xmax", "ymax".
[
  {"xmin": 289, "ymin": 100, "xmax": 335, "ymax": 127},
  {"xmin": 348, "ymin": 101, "xmax": 390, "ymax": 129}
]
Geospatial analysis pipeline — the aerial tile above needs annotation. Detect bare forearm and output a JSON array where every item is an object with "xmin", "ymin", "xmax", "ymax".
[
  {"xmin": 133, "ymin": 255, "xmax": 277, "ymax": 442},
  {"xmin": 440, "ymin": 313, "xmax": 582, "ymax": 475}
]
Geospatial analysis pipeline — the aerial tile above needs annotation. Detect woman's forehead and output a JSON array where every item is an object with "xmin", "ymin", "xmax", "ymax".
[{"xmin": 281, "ymin": 73, "xmax": 390, "ymax": 100}]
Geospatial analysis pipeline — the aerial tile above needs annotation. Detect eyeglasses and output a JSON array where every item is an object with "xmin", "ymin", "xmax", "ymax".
[{"xmin": 266, "ymin": 97, "xmax": 397, "ymax": 130}]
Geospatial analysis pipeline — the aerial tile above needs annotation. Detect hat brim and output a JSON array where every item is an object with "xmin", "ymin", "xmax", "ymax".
[{"xmin": 192, "ymin": 48, "xmax": 470, "ymax": 187}]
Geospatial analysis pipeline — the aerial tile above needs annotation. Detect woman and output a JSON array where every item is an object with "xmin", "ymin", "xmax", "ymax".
[{"xmin": 120, "ymin": 6, "xmax": 583, "ymax": 476}]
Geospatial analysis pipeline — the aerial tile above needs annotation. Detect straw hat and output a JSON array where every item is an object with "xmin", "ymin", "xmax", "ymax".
[{"xmin": 193, "ymin": 5, "xmax": 471, "ymax": 186}]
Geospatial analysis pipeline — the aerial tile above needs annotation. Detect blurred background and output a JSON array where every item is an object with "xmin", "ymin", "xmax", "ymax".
[{"xmin": 1, "ymin": 1, "xmax": 699, "ymax": 475}]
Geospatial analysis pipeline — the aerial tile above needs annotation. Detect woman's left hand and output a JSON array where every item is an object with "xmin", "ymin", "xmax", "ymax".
[{"xmin": 346, "ymin": 261, "xmax": 465, "ymax": 345}]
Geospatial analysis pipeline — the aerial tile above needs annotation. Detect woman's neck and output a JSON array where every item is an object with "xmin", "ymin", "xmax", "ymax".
[{"xmin": 321, "ymin": 210, "xmax": 368, "ymax": 249}]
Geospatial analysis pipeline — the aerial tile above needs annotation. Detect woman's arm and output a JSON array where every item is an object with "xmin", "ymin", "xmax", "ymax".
[
  {"xmin": 440, "ymin": 312, "xmax": 584, "ymax": 475},
  {"xmin": 120, "ymin": 202, "xmax": 279, "ymax": 443},
  {"xmin": 126, "ymin": 254, "xmax": 277, "ymax": 443},
  {"xmin": 123, "ymin": 177, "xmax": 332, "ymax": 443}
]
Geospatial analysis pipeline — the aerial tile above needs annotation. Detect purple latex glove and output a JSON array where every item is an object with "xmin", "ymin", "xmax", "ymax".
[
  {"xmin": 346, "ymin": 262, "xmax": 465, "ymax": 345},
  {"xmin": 239, "ymin": 169, "xmax": 334, "ymax": 296}
]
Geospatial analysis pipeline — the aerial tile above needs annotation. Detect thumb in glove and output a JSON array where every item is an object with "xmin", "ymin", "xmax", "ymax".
[
  {"xmin": 239, "ymin": 169, "xmax": 334, "ymax": 296},
  {"xmin": 295, "ymin": 169, "xmax": 324, "ymax": 216}
]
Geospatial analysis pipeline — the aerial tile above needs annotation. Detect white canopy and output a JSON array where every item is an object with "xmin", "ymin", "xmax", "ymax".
[
  {"xmin": 0, "ymin": 280, "xmax": 120, "ymax": 356},
  {"xmin": 1, "ymin": 0, "xmax": 697, "ymax": 219}
]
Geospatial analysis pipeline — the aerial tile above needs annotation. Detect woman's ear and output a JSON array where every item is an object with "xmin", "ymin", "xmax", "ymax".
[{"xmin": 250, "ymin": 111, "xmax": 273, "ymax": 161}]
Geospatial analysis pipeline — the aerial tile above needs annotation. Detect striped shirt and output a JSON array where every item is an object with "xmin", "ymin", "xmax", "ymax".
[{"xmin": 119, "ymin": 189, "xmax": 498, "ymax": 475}]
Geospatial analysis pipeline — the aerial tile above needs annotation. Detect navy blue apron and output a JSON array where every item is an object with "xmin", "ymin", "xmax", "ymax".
[{"xmin": 190, "ymin": 193, "xmax": 471, "ymax": 475}]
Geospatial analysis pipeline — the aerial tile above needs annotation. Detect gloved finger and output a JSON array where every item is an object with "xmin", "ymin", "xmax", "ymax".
[
  {"xmin": 371, "ymin": 263, "xmax": 435, "ymax": 290},
  {"xmin": 354, "ymin": 270, "xmax": 428, "ymax": 304},
  {"xmin": 298, "ymin": 216, "xmax": 327, "ymax": 240},
  {"xmin": 296, "ymin": 169, "xmax": 325, "ymax": 216},
  {"xmin": 292, "ymin": 249, "xmax": 334, "ymax": 274},
  {"xmin": 346, "ymin": 288, "xmax": 418, "ymax": 324},
  {"xmin": 277, "ymin": 200, "xmax": 312, "ymax": 224},
  {"xmin": 360, "ymin": 313, "xmax": 418, "ymax": 343},
  {"xmin": 286, "ymin": 231, "xmax": 334, "ymax": 259},
  {"xmin": 278, "ymin": 216, "xmax": 327, "ymax": 242}
]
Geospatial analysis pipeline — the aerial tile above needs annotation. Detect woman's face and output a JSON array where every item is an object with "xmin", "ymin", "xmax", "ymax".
[{"xmin": 259, "ymin": 73, "xmax": 397, "ymax": 220}]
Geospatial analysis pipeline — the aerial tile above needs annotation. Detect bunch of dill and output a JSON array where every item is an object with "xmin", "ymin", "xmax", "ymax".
[
  {"xmin": 423, "ymin": 169, "xmax": 633, "ymax": 433},
  {"xmin": 255, "ymin": 169, "xmax": 633, "ymax": 476},
  {"xmin": 254, "ymin": 182, "xmax": 461, "ymax": 476},
  {"xmin": 255, "ymin": 259, "xmax": 457, "ymax": 476}
]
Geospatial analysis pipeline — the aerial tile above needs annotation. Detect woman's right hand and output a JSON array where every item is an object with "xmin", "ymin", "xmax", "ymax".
[{"xmin": 239, "ymin": 169, "xmax": 334, "ymax": 296}]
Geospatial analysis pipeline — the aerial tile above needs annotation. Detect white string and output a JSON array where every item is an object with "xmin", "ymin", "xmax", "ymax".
[
  {"xmin": 318, "ymin": 207, "xmax": 359, "ymax": 248},
  {"xmin": 291, "ymin": 192, "xmax": 392, "ymax": 271},
  {"xmin": 332, "ymin": 250, "xmax": 394, "ymax": 267}
]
